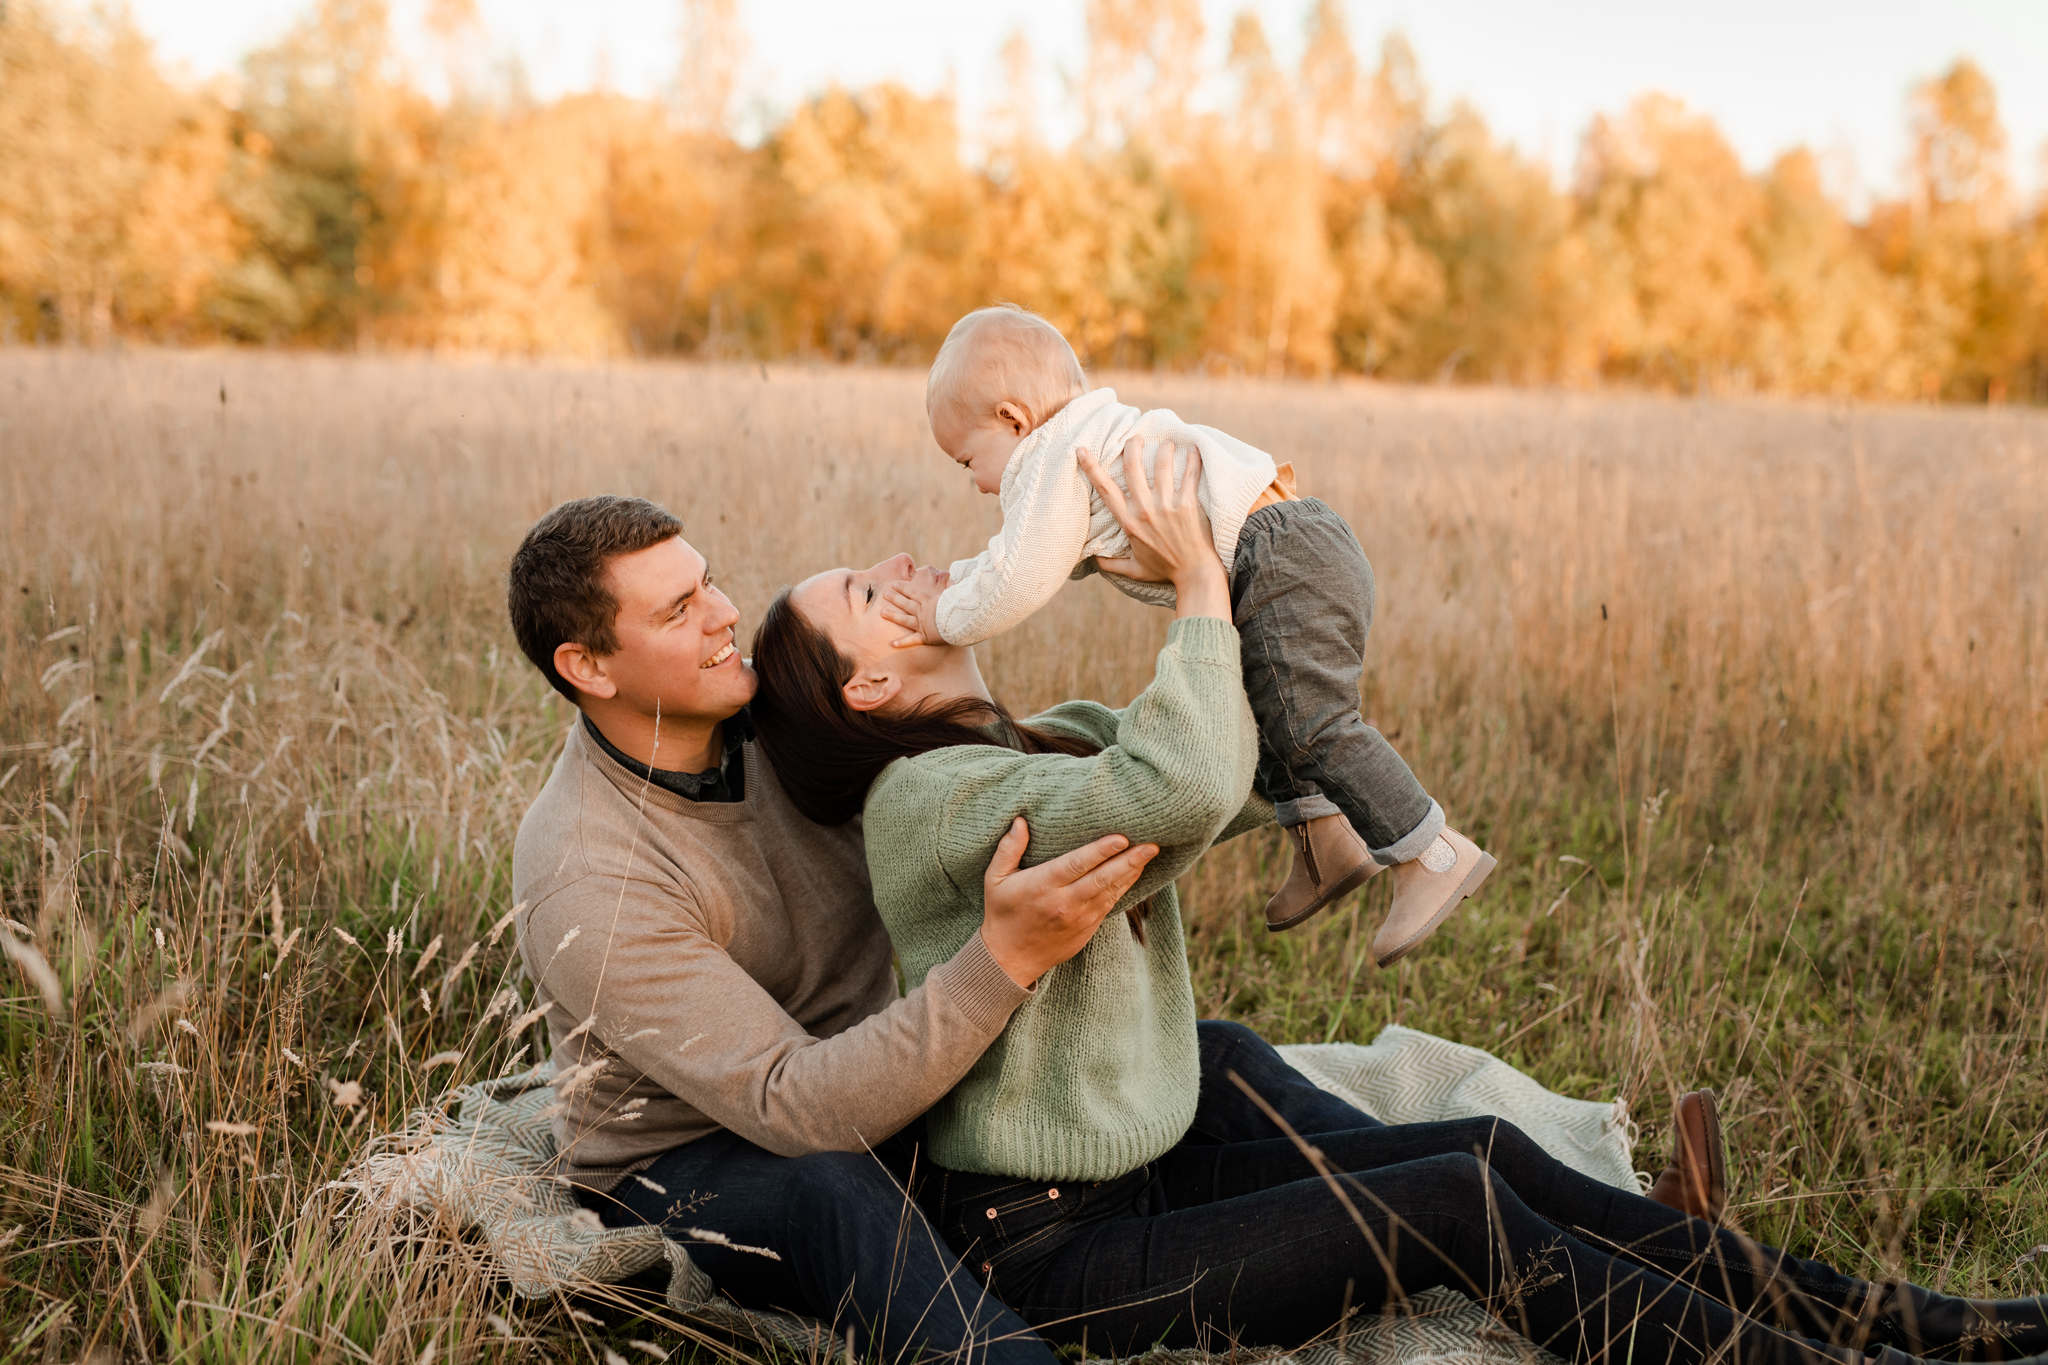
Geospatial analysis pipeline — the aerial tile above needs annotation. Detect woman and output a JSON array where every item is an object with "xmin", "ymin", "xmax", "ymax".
[
  {"xmin": 754, "ymin": 444, "xmax": 1263, "ymax": 1188},
  {"xmin": 750, "ymin": 442, "xmax": 2048, "ymax": 1365}
]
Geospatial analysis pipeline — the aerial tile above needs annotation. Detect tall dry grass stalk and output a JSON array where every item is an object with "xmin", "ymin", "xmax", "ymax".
[{"xmin": 0, "ymin": 347, "xmax": 2044, "ymax": 1360}]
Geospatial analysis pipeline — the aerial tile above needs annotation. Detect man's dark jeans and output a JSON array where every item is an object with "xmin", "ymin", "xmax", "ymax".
[
  {"xmin": 578, "ymin": 1020, "xmax": 1374, "ymax": 1365},
  {"xmin": 1231, "ymin": 497, "xmax": 1442, "ymax": 862}
]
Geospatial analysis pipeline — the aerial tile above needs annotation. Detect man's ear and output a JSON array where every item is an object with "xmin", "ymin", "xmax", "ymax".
[
  {"xmin": 842, "ymin": 669, "xmax": 902, "ymax": 714},
  {"xmin": 553, "ymin": 641, "xmax": 618, "ymax": 701},
  {"xmin": 995, "ymin": 400, "xmax": 1032, "ymax": 437}
]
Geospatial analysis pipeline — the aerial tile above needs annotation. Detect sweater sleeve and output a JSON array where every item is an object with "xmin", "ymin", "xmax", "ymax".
[
  {"xmin": 936, "ymin": 443, "xmax": 1094, "ymax": 646},
  {"xmin": 1214, "ymin": 788, "xmax": 1277, "ymax": 845},
  {"xmin": 892, "ymin": 616, "xmax": 1258, "ymax": 912},
  {"xmin": 523, "ymin": 875, "xmax": 1029, "ymax": 1158}
]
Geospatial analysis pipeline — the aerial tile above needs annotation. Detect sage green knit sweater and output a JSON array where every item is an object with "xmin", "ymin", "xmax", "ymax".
[{"xmin": 863, "ymin": 616, "xmax": 1271, "ymax": 1181}]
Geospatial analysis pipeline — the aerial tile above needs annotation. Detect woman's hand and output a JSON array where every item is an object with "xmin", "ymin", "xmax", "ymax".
[{"xmin": 1078, "ymin": 438, "xmax": 1231, "ymax": 622}]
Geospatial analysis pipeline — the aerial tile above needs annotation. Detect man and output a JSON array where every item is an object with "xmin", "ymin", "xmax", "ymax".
[{"xmin": 505, "ymin": 495, "xmax": 1727, "ymax": 1364}]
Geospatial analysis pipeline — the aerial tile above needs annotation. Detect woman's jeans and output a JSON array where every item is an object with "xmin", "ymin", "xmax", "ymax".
[
  {"xmin": 1231, "ymin": 498, "xmax": 1443, "ymax": 862},
  {"xmin": 577, "ymin": 1021, "xmax": 1376, "ymax": 1365},
  {"xmin": 929, "ymin": 1094, "xmax": 2047, "ymax": 1365}
]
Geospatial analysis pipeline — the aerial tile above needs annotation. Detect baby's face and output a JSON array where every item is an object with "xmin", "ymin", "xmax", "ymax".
[{"xmin": 930, "ymin": 402, "xmax": 1030, "ymax": 495}]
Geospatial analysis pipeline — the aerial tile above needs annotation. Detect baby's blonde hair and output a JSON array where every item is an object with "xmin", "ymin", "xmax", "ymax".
[{"xmin": 927, "ymin": 305, "xmax": 1087, "ymax": 434}]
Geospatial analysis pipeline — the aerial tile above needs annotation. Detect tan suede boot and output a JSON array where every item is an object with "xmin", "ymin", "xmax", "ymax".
[
  {"xmin": 1371, "ymin": 827, "xmax": 1496, "ymax": 966},
  {"xmin": 1265, "ymin": 814, "xmax": 1382, "ymax": 932}
]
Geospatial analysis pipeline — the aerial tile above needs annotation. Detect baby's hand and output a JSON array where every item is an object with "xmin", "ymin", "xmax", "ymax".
[{"xmin": 882, "ymin": 570, "xmax": 948, "ymax": 648}]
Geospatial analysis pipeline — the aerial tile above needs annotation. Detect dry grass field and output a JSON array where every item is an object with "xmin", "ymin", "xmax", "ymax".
[{"xmin": 1, "ymin": 347, "xmax": 2045, "ymax": 1362}]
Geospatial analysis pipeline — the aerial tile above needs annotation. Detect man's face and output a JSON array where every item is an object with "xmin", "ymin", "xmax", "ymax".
[{"xmin": 592, "ymin": 535, "xmax": 754, "ymax": 726}]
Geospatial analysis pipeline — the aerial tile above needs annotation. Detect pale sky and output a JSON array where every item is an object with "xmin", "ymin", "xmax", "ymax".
[{"xmin": 131, "ymin": 0, "xmax": 2048, "ymax": 205}]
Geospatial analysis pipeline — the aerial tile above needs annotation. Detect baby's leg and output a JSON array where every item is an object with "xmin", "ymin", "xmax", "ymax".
[
  {"xmin": 1231, "ymin": 498, "xmax": 1440, "ymax": 857},
  {"xmin": 1234, "ymin": 498, "xmax": 1492, "ymax": 953}
]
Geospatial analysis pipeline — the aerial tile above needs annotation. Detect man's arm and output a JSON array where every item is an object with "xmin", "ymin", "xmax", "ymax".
[
  {"xmin": 534, "ymin": 876, "xmax": 1020, "ymax": 1156},
  {"xmin": 529, "ymin": 823, "xmax": 1158, "ymax": 1158}
]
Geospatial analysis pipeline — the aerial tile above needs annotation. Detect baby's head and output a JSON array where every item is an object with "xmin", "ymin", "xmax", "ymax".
[{"xmin": 926, "ymin": 305, "xmax": 1086, "ymax": 494}]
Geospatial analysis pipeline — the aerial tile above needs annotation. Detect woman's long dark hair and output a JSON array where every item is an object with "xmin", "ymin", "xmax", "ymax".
[{"xmin": 750, "ymin": 586, "xmax": 1150, "ymax": 939}]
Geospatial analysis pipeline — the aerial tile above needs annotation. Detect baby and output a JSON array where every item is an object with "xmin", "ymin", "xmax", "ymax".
[{"xmin": 883, "ymin": 304, "xmax": 1495, "ymax": 964}]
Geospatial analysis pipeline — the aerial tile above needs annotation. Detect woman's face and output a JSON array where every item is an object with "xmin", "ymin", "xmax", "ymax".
[{"xmin": 788, "ymin": 553, "xmax": 960, "ymax": 704}]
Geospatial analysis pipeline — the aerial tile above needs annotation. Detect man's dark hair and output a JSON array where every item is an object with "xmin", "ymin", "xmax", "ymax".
[{"xmin": 508, "ymin": 496, "xmax": 684, "ymax": 701}]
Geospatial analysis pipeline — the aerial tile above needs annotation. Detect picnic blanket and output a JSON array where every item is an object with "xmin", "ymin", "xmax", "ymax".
[{"xmin": 330, "ymin": 1025, "xmax": 1645, "ymax": 1364}]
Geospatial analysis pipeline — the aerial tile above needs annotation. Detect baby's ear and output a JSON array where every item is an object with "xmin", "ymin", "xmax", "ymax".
[{"xmin": 996, "ymin": 400, "xmax": 1032, "ymax": 436}]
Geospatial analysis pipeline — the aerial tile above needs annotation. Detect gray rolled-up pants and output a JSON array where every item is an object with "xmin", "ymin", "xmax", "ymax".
[{"xmin": 1230, "ymin": 497, "xmax": 1443, "ymax": 864}]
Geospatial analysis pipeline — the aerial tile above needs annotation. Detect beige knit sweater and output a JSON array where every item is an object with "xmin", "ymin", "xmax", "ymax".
[{"xmin": 512, "ymin": 720, "xmax": 1031, "ymax": 1188}]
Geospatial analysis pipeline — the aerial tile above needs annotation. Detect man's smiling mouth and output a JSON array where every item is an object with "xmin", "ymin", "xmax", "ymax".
[{"xmin": 702, "ymin": 641, "xmax": 736, "ymax": 669}]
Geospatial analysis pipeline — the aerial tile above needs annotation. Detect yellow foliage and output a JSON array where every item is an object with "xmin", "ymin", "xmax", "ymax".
[
  {"xmin": 1175, "ymin": 12, "xmax": 1339, "ymax": 377},
  {"xmin": 0, "ymin": 1, "xmax": 238, "ymax": 342},
  {"xmin": 752, "ymin": 83, "xmax": 978, "ymax": 358},
  {"xmin": 975, "ymin": 144, "xmax": 1194, "ymax": 366},
  {"xmin": 1751, "ymin": 150, "xmax": 1910, "ymax": 397},
  {"xmin": 2, "ymin": 2, "xmax": 2045, "ymax": 402},
  {"xmin": 1580, "ymin": 95, "xmax": 1772, "ymax": 384}
]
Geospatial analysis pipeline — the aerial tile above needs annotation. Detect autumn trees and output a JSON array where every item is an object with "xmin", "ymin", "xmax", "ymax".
[{"xmin": 2, "ymin": 0, "xmax": 2045, "ymax": 400}]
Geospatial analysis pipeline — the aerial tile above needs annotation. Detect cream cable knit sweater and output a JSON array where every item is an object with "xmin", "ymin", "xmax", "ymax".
[{"xmin": 936, "ymin": 388, "xmax": 1280, "ymax": 645}]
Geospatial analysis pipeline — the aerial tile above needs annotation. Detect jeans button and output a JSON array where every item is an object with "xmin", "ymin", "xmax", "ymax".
[
  {"xmin": 986, "ymin": 1208, "xmax": 998, "ymax": 1219},
  {"xmin": 1048, "ymin": 1188, "xmax": 1060, "ymax": 1200}
]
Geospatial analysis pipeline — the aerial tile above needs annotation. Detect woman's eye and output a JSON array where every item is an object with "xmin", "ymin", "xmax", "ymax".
[{"xmin": 864, "ymin": 585, "xmax": 875, "ymax": 604}]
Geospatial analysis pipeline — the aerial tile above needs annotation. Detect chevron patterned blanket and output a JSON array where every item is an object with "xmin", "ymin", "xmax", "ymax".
[{"xmin": 329, "ymin": 1025, "xmax": 1643, "ymax": 1364}]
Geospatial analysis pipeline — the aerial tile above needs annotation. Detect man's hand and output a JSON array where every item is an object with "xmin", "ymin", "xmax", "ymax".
[
  {"xmin": 881, "ymin": 570, "xmax": 947, "ymax": 648},
  {"xmin": 980, "ymin": 817, "xmax": 1158, "ymax": 988}
]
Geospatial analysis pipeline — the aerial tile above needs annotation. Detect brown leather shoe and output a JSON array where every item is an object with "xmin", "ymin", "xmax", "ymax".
[
  {"xmin": 1372, "ymin": 827, "xmax": 1496, "ymax": 967},
  {"xmin": 1265, "ymin": 814, "xmax": 1381, "ymax": 932},
  {"xmin": 1646, "ymin": 1089, "xmax": 1727, "ymax": 1223}
]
